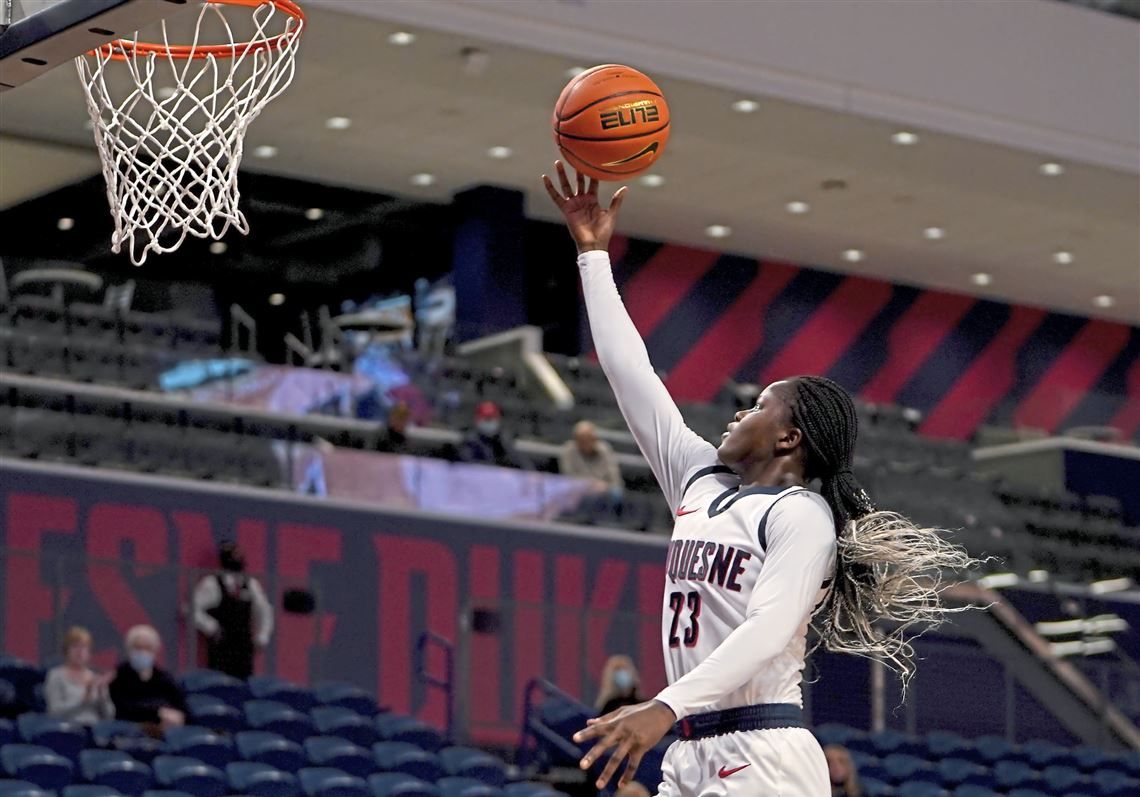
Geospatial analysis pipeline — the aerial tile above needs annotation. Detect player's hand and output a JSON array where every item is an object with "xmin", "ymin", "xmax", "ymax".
[
  {"xmin": 573, "ymin": 699, "xmax": 676, "ymax": 790},
  {"xmin": 542, "ymin": 160, "xmax": 627, "ymax": 255}
]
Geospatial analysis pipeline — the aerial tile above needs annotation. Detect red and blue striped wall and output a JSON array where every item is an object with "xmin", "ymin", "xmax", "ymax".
[{"xmin": 598, "ymin": 235, "xmax": 1140, "ymax": 441}]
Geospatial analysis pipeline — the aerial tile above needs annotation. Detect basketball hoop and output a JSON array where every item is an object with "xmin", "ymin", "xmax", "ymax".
[{"xmin": 75, "ymin": 0, "xmax": 305, "ymax": 265}]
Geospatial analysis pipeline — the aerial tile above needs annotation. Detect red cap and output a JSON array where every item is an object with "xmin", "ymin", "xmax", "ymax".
[{"xmin": 474, "ymin": 401, "xmax": 501, "ymax": 420}]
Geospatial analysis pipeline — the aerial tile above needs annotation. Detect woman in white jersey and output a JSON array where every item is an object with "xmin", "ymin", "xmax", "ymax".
[{"xmin": 542, "ymin": 163, "xmax": 975, "ymax": 796}]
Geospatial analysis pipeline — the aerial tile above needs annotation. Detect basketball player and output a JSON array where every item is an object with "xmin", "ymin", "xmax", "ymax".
[{"xmin": 542, "ymin": 162, "xmax": 975, "ymax": 796}]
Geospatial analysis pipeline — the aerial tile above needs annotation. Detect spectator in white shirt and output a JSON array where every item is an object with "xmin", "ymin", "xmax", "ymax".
[
  {"xmin": 44, "ymin": 626, "xmax": 114, "ymax": 725},
  {"xmin": 192, "ymin": 542, "xmax": 273, "ymax": 678},
  {"xmin": 559, "ymin": 420, "xmax": 623, "ymax": 499}
]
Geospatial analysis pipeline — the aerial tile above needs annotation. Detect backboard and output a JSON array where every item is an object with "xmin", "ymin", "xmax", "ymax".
[{"xmin": 0, "ymin": 0, "xmax": 192, "ymax": 91}]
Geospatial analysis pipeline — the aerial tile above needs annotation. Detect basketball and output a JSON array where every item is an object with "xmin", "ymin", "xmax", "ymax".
[{"xmin": 552, "ymin": 64, "xmax": 670, "ymax": 181}]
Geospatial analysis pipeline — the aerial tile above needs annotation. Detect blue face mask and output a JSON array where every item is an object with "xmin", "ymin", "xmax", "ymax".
[
  {"xmin": 613, "ymin": 668, "xmax": 634, "ymax": 692},
  {"xmin": 129, "ymin": 650, "xmax": 155, "ymax": 672}
]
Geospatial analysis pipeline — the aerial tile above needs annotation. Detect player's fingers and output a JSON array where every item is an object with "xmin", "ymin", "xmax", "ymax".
[
  {"xmin": 573, "ymin": 721, "xmax": 605, "ymax": 743},
  {"xmin": 597, "ymin": 739, "xmax": 633, "ymax": 789},
  {"xmin": 609, "ymin": 185, "xmax": 628, "ymax": 214},
  {"xmin": 618, "ymin": 748, "xmax": 645, "ymax": 788},
  {"xmin": 556, "ymin": 160, "xmax": 574, "ymax": 197},
  {"xmin": 576, "ymin": 169, "xmax": 585, "ymax": 196},
  {"xmin": 579, "ymin": 727, "xmax": 620, "ymax": 769},
  {"xmin": 588, "ymin": 177, "xmax": 599, "ymax": 196},
  {"xmin": 541, "ymin": 175, "xmax": 565, "ymax": 206}
]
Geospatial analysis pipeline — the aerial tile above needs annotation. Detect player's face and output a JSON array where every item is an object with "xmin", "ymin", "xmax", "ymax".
[{"xmin": 716, "ymin": 380, "xmax": 801, "ymax": 471}]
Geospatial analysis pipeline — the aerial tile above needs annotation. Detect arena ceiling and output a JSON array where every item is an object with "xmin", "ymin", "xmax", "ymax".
[{"xmin": 0, "ymin": 2, "xmax": 1136, "ymax": 323}]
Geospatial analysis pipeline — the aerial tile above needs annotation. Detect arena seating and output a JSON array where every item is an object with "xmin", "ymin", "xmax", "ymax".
[{"xmin": 0, "ymin": 665, "xmax": 562, "ymax": 797}]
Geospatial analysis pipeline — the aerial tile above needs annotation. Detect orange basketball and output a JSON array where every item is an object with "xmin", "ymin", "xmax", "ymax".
[{"xmin": 552, "ymin": 64, "xmax": 670, "ymax": 181}]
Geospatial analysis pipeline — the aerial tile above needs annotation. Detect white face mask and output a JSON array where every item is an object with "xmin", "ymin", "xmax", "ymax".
[
  {"xmin": 613, "ymin": 668, "xmax": 634, "ymax": 692},
  {"xmin": 476, "ymin": 420, "xmax": 500, "ymax": 436},
  {"xmin": 129, "ymin": 650, "xmax": 155, "ymax": 672}
]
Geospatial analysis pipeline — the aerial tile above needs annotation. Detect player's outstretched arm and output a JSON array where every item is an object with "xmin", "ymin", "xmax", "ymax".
[{"xmin": 543, "ymin": 162, "xmax": 716, "ymax": 508}]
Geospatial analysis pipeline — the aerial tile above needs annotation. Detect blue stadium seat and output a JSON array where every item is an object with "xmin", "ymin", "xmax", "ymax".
[
  {"xmin": 1007, "ymin": 789, "xmax": 1050, "ymax": 797},
  {"xmin": 311, "ymin": 708, "xmax": 378, "ymax": 748},
  {"xmin": 1023, "ymin": 740, "xmax": 1070, "ymax": 769},
  {"xmin": 953, "ymin": 786, "xmax": 999, "ymax": 797},
  {"xmin": 438, "ymin": 748, "xmax": 505, "ymax": 787},
  {"xmin": 373, "ymin": 717, "xmax": 442, "ymax": 753},
  {"xmin": 927, "ymin": 731, "xmax": 973, "ymax": 761},
  {"xmin": 141, "ymin": 791, "xmax": 196, "ymax": 797},
  {"xmin": 1, "ymin": 743, "xmax": 75, "ymax": 790},
  {"xmin": 62, "ymin": 787, "xmax": 124, "ymax": 797},
  {"xmin": 298, "ymin": 767, "xmax": 370, "ymax": 797},
  {"xmin": 0, "ymin": 722, "xmax": 13, "ymax": 750},
  {"xmin": 1042, "ymin": 765, "xmax": 1085, "ymax": 794},
  {"xmin": 1089, "ymin": 769, "xmax": 1137, "ymax": 797},
  {"xmin": 814, "ymin": 723, "xmax": 861, "ymax": 747},
  {"xmin": 314, "ymin": 684, "xmax": 379, "ymax": 718},
  {"xmin": 860, "ymin": 777, "xmax": 894, "ymax": 797},
  {"xmin": 235, "ymin": 731, "xmax": 306, "ymax": 774},
  {"xmin": 974, "ymin": 736, "xmax": 1020, "ymax": 766},
  {"xmin": 994, "ymin": 761, "xmax": 1040, "ymax": 790},
  {"xmin": 500, "ymin": 784, "xmax": 557, "ymax": 797},
  {"xmin": 180, "ymin": 671, "xmax": 249, "ymax": 709},
  {"xmin": 870, "ymin": 730, "xmax": 925, "ymax": 759},
  {"xmin": 896, "ymin": 782, "xmax": 942, "ymax": 797},
  {"xmin": 92, "ymin": 721, "xmax": 147, "ymax": 750},
  {"xmin": 304, "ymin": 738, "xmax": 375, "ymax": 779},
  {"xmin": 152, "ymin": 755, "xmax": 227, "ymax": 797},
  {"xmin": 163, "ymin": 727, "xmax": 235, "ymax": 769},
  {"xmin": 245, "ymin": 701, "xmax": 315, "ymax": 744},
  {"xmin": 367, "ymin": 773, "xmax": 439, "ymax": 797},
  {"xmin": 1072, "ymin": 748, "xmax": 1114, "ymax": 774},
  {"xmin": 249, "ymin": 678, "xmax": 316, "ymax": 713},
  {"xmin": 0, "ymin": 684, "xmax": 19, "ymax": 720},
  {"xmin": 0, "ymin": 659, "xmax": 43, "ymax": 709},
  {"xmin": 939, "ymin": 758, "xmax": 989, "ymax": 788},
  {"xmin": 372, "ymin": 742, "xmax": 442, "ymax": 782},
  {"xmin": 0, "ymin": 781, "xmax": 53, "ymax": 797},
  {"xmin": 435, "ymin": 778, "xmax": 501, "ymax": 797},
  {"xmin": 186, "ymin": 696, "xmax": 244, "ymax": 736},
  {"xmin": 17, "ymin": 715, "xmax": 86, "ymax": 763},
  {"xmin": 882, "ymin": 754, "xmax": 933, "ymax": 784},
  {"xmin": 80, "ymin": 748, "xmax": 154, "ymax": 794},
  {"xmin": 226, "ymin": 761, "xmax": 300, "ymax": 797}
]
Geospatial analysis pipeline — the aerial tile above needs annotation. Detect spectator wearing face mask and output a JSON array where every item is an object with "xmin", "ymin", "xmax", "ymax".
[
  {"xmin": 193, "ymin": 541, "xmax": 274, "ymax": 679},
  {"xmin": 45, "ymin": 626, "xmax": 114, "ymax": 725},
  {"xmin": 596, "ymin": 654, "xmax": 641, "ymax": 717},
  {"xmin": 824, "ymin": 745, "xmax": 863, "ymax": 797},
  {"xmin": 458, "ymin": 401, "xmax": 531, "ymax": 470},
  {"xmin": 108, "ymin": 625, "xmax": 186, "ymax": 733}
]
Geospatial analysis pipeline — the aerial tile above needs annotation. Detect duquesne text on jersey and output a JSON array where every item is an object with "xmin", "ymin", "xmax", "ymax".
[{"xmin": 665, "ymin": 538, "xmax": 752, "ymax": 591}]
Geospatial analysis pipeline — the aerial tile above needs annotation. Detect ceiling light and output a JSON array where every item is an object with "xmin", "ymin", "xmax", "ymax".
[
  {"xmin": 487, "ymin": 146, "xmax": 513, "ymax": 159},
  {"xmin": 1028, "ymin": 569, "xmax": 1049, "ymax": 583},
  {"xmin": 410, "ymin": 173, "xmax": 436, "ymax": 187},
  {"xmin": 731, "ymin": 99, "xmax": 759, "ymax": 113},
  {"xmin": 1039, "ymin": 162, "xmax": 1065, "ymax": 176},
  {"xmin": 209, "ymin": 242, "xmax": 227, "ymax": 255},
  {"xmin": 923, "ymin": 226, "xmax": 945, "ymax": 240},
  {"xmin": 1052, "ymin": 250, "xmax": 1074, "ymax": 265},
  {"xmin": 564, "ymin": 66, "xmax": 587, "ymax": 78},
  {"xmin": 1093, "ymin": 295, "xmax": 1115, "ymax": 309},
  {"xmin": 638, "ymin": 174, "xmax": 665, "ymax": 188},
  {"xmin": 785, "ymin": 201, "xmax": 810, "ymax": 214},
  {"xmin": 83, "ymin": 118, "xmax": 95, "ymax": 131},
  {"xmin": 1089, "ymin": 576, "xmax": 1131, "ymax": 593},
  {"xmin": 252, "ymin": 145, "xmax": 278, "ymax": 159},
  {"xmin": 705, "ymin": 224, "xmax": 732, "ymax": 238},
  {"xmin": 387, "ymin": 31, "xmax": 416, "ymax": 46},
  {"xmin": 977, "ymin": 572, "xmax": 1019, "ymax": 589},
  {"xmin": 57, "ymin": 217, "xmax": 75, "ymax": 231},
  {"xmin": 156, "ymin": 86, "xmax": 177, "ymax": 100},
  {"xmin": 842, "ymin": 248, "xmax": 865, "ymax": 263},
  {"xmin": 971, "ymin": 272, "xmax": 992, "ymax": 286},
  {"xmin": 326, "ymin": 117, "xmax": 352, "ymax": 130},
  {"xmin": 304, "ymin": 208, "xmax": 324, "ymax": 221},
  {"xmin": 891, "ymin": 131, "xmax": 919, "ymax": 146},
  {"xmin": 268, "ymin": 293, "xmax": 286, "ymax": 306}
]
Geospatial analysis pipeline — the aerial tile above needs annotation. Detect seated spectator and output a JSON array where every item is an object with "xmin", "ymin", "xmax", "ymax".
[
  {"xmin": 825, "ymin": 744, "xmax": 862, "ymax": 797},
  {"xmin": 45, "ymin": 626, "xmax": 114, "ymax": 725},
  {"xmin": 109, "ymin": 625, "xmax": 186, "ymax": 733},
  {"xmin": 595, "ymin": 654, "xmax": 641, "ymax": 716},
  {"xmin": 459, "ymin": 401, "xmax": 530, "ymax": 469},
  {"xmin": 559, "ymin": 420, "xmax": 623, "ymax": 500}
]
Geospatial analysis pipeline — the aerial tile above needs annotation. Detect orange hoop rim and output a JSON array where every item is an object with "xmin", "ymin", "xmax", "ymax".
[{"xmin": 89, "ymin": 0, "xmax": 304, "ymax": 61}]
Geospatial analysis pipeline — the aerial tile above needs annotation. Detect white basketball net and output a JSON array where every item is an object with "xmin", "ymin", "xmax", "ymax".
[{"xmin": 75, "ymin": 0, "xmax": 304, "ymax": 265}]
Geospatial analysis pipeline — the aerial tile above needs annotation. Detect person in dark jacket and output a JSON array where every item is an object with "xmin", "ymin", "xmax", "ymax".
[
  {"xmin": 192, "ymin": 541, "xmax": 274, "ymax": 679},
  {"xmin": 458, "ymin": 401, "xmax": 530, "ymax": 469},
  {"xmin": 108, "ymin": 625, "xmax": 186, "ymax": 733}
]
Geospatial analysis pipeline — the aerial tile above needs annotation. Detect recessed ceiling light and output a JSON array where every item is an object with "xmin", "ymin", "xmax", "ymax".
[
  {"xmin": 387, "ymin": 31, "xmax": 416, "ymax": 46},
  {"xmin": 971, "ymin": 272, "xmax": 992, "ymax": 286},
  {"xmin": 891, "ymin": 131, "xmax": 919, "ymax": 146},
  {"xmin": 252, "ymin": 145, "xmax": 278, "ymax": 159},
  {"xmin": 785, "ymin": 201, "xmax": 810, "ymax": 214},
  {"xmin": 1093, "ymin": 295, "xmax": 1115, "ymax": 308},
  {"xmin": 1052, "ymin": 250, "xmax": 1074, "ymax": 265},
  {"xmin": 731, "ymin": 99, "xmax": 759, "ymax": 113},
  {"xmin": 410, "ymin": 173, "xmax": 436, "ymax": 187},
  {"xmin": 156, "ymin": 86, "xmax": 177, "ymax": 100},
  {"xmin": 57, "ymin": 217, "xmax": 75, "ymax": 231},
  {"xmin": 923, "ymin": 226, "xmax": 945, "ymax": 240},
  {"xmin": 209, "ymin": 241, "xmax": 228, "ymax": 255},
  {"xmin": 842, "ymin": 248, "xmax": 865, "ymax": 262},
  {"xmin": 83, "ymin": 118, "xmax": 95, "ymax": 131},
  {"xmin": 326, "ymin": 117, "xmax": 352, "ymax": 130},
  {"xmin": 487, "ymin": 146, "xmax": 513, "ymax": 159},
  {"xmin": 268, "ymin": 293, "xmax": 286, "ymax": 306},
  {"xmin": 305, "ymin": 208, "xmax": 324, "ymax": 221},
  {"xmin": 565, "ymin": 66, "xmax": 587, "ymax": 78},
  {"xmin": 639, "ymin": 174, "xmax": 665, "ymax": 188},
  {"xmin": 1039, "ymin": 162, "xmax": 1065, "ymax": 176},
  {"xmin": 705, "ymin": 224, "xmax": 732, "ymax": 238}
]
